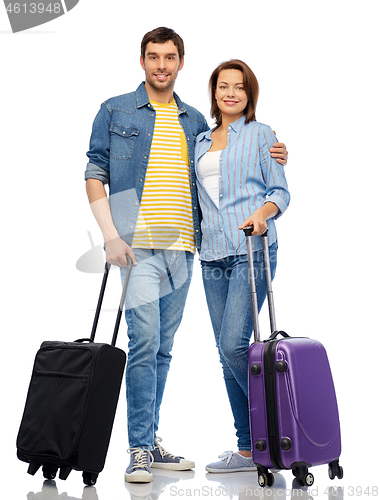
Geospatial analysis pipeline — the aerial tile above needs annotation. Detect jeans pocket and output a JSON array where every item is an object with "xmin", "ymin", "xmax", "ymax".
[{"xmin": 110, "ymin": 125, "xmax": 139, "ymax": 160}]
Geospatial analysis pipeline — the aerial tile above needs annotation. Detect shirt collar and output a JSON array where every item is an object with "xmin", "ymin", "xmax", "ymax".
[
  {"xmin": 199, "ymin": 115, "xmax": 245, "ymax": 142},
  {"xmin": 136, "ymin": 82, "xmax": 150, "ymax": 108},
  {"xmin": 136, "ymin": 82, "xmax": 187, "ymax": 114},
  {"xmin": 229, "ymin": 115, "xmax": 245, "ymax": 132}
]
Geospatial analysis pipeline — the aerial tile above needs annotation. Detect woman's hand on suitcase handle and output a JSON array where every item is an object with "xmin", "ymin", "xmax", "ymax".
[
  {"xmin": 105, "ymin": 236, "xmax": 137, "ymax": 267},
  {"xmin": 239, "ymin": 203, "xmax": 279, "ymax": 236},
  {"xmin": 239, "ymin": 216, "xmax": 267, "ymax": 236}
]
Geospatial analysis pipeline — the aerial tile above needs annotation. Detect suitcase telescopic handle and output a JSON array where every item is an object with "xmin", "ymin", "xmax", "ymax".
[
  {"xmin": 90, "ymin": 255, "xmax": 134, "ymax": 346},
  {"xmin": 242, "ymin": 226, "xmax": 277, "ymax": 341},
  {"xmin": 243, "ymin": 227, "xmax": 261, "ymax": 342}
]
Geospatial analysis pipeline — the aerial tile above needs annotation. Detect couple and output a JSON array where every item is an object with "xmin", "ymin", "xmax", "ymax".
[{"xmin": 85, "ymin": 27, "xmax": 290, "ymax": 483}]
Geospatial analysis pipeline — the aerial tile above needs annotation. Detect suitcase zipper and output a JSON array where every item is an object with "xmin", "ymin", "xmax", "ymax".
[{"xmin": 263, "ymin": 340, "xmax": 284, "ymax": 470}]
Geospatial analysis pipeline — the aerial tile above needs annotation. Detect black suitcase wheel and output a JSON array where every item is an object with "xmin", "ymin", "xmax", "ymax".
[
  {"xmin": 258, "ymin": 471, "xmax": 274, "ymax": 488},
  {"xmin": 295, "ymin": 472, "xmax": 314, "ymax": 487},
  {"xmin": 83, "ymin": 472, "xmax": 98, "ymax": 486},
  {"xmin": 267, "ymin": 473, "xmax": 275, "ymax": 487},
  {"xmin": 328, "ymin": 460, "xmax": 343, "ymax": 480},
  {"xmin": 304, "ymin": 473, "xmax": 314, "ymax": 486},
  {"xmin": 42, "ymin": 466, "xmax": 58, "ymax": 480},
  {"xmin": 292, "ymin": 464, "xmax": 314, "ymax": 487},
  {"xmin": 258, "ymin": 473, "xmax": 267, "ymax": 487}
]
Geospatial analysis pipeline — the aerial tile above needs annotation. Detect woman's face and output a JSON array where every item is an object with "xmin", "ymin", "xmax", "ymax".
[{"xmin": 215, "ymin": 69, "xmax": 248, "ymax": 121}]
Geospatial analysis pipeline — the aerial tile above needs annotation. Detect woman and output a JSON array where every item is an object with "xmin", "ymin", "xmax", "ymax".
[{"xmin": 194, "ymin": 60, "xmax": 290, "ymax": 473}]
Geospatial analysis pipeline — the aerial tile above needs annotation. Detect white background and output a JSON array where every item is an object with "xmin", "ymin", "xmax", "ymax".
[{"xmin": 1, "ymin": 1, "xmax": 379, "ymax": 499}]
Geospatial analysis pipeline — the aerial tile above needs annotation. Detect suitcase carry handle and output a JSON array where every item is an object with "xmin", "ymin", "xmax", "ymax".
[
  {"xmin": 242, "ymin": 226, "xmax": 278, "ymax": 342},
  {"xmin": 265, "ymin": 330, "xmax": 290, "ymax": 341},
  {"xmin": 90, "ymin": 255, "xmax": 134, "ymax": 347}
]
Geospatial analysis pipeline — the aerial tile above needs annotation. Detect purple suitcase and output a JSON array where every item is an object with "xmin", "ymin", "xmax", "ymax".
[{"xmin": 244, "ymin": 228, "xmax": 343, "ymax": 488}]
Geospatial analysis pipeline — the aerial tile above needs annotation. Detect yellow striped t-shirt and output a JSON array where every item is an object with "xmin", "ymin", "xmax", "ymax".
[{"xmin": 131, "ymin": 99, "xmax": 196, "ymax": 253}]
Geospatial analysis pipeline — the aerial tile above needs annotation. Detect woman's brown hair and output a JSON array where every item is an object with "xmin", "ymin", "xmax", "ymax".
[{"xmin": 209, "ymin": 59, "xmax": 259, "ymax": 127}]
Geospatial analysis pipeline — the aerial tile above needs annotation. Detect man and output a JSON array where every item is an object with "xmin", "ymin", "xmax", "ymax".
[{"xmin": 85, "ymin": 27, "xmax": 288, "ymax": 483}]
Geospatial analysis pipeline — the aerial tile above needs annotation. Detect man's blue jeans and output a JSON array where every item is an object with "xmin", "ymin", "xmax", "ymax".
[
  {"xmin": 120, "ymin": 249, "xmax": 194, "ymax": 450},
  {"xmin": 201, "ymin": 243, "xmax": 277, "ymax": 451}
]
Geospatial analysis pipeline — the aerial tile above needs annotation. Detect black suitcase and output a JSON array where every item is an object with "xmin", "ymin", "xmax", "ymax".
[{"xmin": 16, "ymin": 257, "xmax": 133, "ymax": 486}]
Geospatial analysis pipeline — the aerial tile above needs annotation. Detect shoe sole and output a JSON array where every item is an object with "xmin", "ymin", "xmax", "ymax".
[
  {"xmin": 151, "ymin": 461, "xmax": 195, "ymax": 471},
  {"xmin": 124, "ymin": 471, "xmax": 153, "ymax": 483},
  {"xmin": 205, "ymin": 466, "xmax": 257, "ymax": 473}
]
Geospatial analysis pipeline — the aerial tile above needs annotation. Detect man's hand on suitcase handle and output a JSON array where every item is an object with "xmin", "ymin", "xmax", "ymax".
[{"xmin": 105, "ymin": 236, "xmax": 137, "ymax": 267}]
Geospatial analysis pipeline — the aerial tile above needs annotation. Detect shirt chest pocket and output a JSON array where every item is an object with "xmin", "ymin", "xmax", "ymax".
[{"xmin": 110, "ymin": 125, "xmax": 140, "ymax": 160}]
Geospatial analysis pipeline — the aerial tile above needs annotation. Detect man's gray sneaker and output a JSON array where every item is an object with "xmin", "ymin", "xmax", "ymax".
[
  {"xmin": 125, "ymin": 448, "xmax": 154, "ymax": 483},
  {"xmin": 205, "ymin": 450, "xmax": 257, "ymax": 473},
  {"xmin": 151, "ymin": 437, "xmax": 195, "ymax": 470}
]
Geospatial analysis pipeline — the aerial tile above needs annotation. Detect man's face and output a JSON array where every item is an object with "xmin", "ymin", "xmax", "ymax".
[{"xmin": 140, "ymin": 40, "xmax": 184, "ymax": 95}]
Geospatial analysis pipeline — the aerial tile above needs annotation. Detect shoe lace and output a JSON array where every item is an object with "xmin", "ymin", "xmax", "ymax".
[
  {"xmin": 218, "ymin": 450, "xmax": 234, "ymax": 465},
  {"xmin": 154, "ymin": 436, "xmax": 181, "ymax": 459},
  {"xmin": 127, "ymin": 447, "xmax": 154, "ymax": 470}
]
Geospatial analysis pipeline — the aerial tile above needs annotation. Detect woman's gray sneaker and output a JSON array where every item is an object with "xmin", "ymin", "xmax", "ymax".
[{"xmin": 205, "ymin": 450, "xmax": 257, "ymax": 473}]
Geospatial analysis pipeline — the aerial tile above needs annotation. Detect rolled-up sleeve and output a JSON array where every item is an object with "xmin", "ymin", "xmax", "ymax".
[
  {"xmin": 259, "ymin": 125, "xmax": 290, "ymax": 219},
  {"xmin": 85, "ymin": 162, "xmax": 110, "ymax": 184},
  {"xmin": 84, "ymin": 103, "xmax": 112, "ymax": 185}
]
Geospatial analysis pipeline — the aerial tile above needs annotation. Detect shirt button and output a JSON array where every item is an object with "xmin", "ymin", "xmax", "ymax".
[{"xmin": 123, "ymin": 131, "xmax": 126, "ymax": 135}]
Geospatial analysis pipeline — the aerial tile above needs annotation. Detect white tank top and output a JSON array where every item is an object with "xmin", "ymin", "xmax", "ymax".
[{"xmin": 197, "ymin": 150, "xmax": 221, "ymax": 206}]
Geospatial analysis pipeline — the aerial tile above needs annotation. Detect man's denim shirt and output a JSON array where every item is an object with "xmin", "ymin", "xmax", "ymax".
[{"xmin": 85, "ymin": 82, "xmax": 209, "ymax": 253}]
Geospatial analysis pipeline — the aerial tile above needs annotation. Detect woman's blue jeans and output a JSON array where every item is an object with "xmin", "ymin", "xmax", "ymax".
[
  {"xmin": 120, "ymin": 249, "xmax": 194, "ymax": 450},
  {"xmin": 201, "ymin": 243, "xmax": 277, "ymax": 451}
]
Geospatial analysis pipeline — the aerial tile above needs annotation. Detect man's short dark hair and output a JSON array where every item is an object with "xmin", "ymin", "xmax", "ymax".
[{"xmin": 141, "ymin": 27, "xmax": 185, "ymax": 61}]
